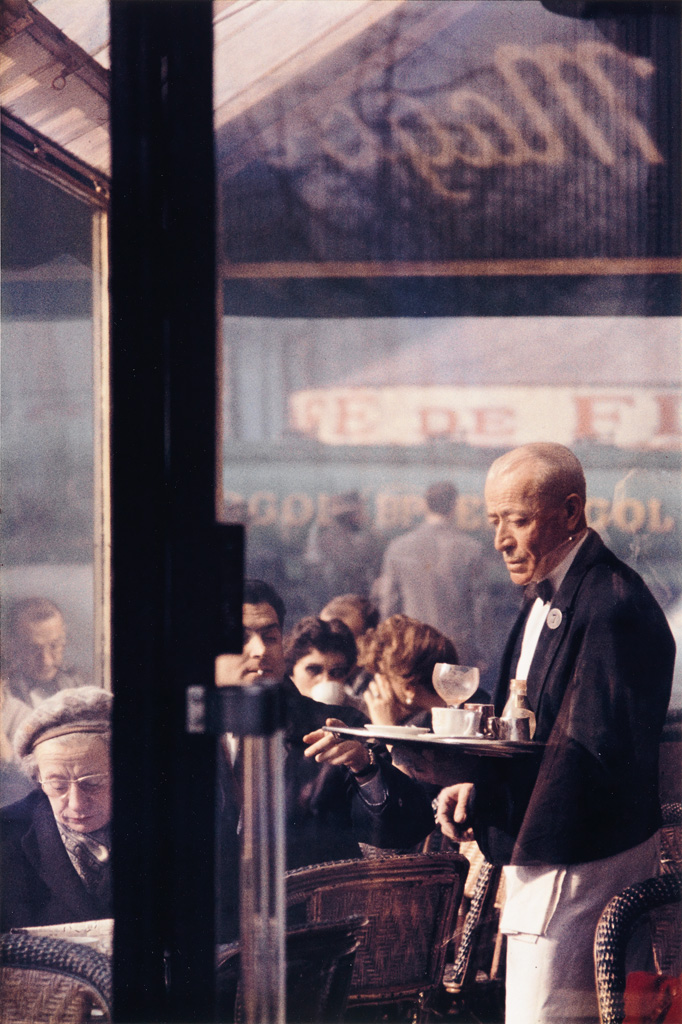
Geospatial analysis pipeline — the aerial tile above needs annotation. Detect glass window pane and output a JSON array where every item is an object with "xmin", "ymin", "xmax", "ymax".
[
  {"xmin": 1, "ymin": 155, "xmax": 108, "ymax": 818},
  {"xmin": 215, "ymin": 2, "xmax": 680, "ymax": 1017}
]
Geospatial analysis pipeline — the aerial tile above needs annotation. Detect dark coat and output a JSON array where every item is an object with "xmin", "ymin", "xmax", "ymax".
[
  {"xmin": 473, "ymin": 530, "xmax": 675, "ymax": 867},
  {"xmin": 216, "ymin": 678, "xmax": 435, "ymax": 940},
  {"xmin": 0, "ymin": 789, "xmax": 111, "ymax": 930}
]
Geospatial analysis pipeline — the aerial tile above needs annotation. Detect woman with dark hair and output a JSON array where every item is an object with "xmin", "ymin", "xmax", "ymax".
[
  {"xmin": 361, "ymin": 614, "xmax": 457, "ymax": 727},
  {"xmin": 284, "ymin": 616, "xmax": 365, "ymax": 710}
]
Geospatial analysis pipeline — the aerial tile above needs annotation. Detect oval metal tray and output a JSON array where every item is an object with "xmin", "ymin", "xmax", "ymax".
[{"xmin": 322, "ymin": 724, "xmax": 541, "ymax": 758}]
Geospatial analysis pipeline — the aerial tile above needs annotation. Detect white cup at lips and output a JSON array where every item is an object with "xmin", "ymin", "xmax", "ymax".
[
  {"xmin": 431, "ymin": 706, "xmax": 477, "ymax": 737},
  {"xmin": 309, "ymin": 680, "xmax": 347, "ymax": 705}
]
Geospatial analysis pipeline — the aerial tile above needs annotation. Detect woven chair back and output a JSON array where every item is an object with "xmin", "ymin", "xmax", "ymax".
[
  {"xmin": 594, "ymin": 805, "xmax": 682, "ymax": 1024},
  {"xmin": 217, "ymin": 916, "xmax": 368, "ymax": 1024},
  {"xmin": 285, "ymin": 852, "xmax": 468, "ymax": 1014},
  {"xmin": 661, "ymin": 801, "xmax": 682, "ymax": 876},
  {"xmin": 656, "ymin": 802, "xmax": 682, "ymax": 977},
  {"xmin": 0, "ymin": 932, "xmax": 111, "ymax": 1024}
]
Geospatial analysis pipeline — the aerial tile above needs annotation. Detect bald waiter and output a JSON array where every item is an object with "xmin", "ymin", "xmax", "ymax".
[{"xmin": 436, "ymin": 443, "xmax": 674, "ymax": 1024}]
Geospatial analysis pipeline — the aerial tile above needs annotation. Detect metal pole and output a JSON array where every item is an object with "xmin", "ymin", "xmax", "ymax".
[{"xmin": 240, "ymin": 733, "xmax": 286, "ymax": 1024}]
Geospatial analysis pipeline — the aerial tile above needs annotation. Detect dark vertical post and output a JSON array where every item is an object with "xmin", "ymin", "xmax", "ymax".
[{"xmin": 109, "ymin": 2, "xmax": 218, "ymax": 1020}]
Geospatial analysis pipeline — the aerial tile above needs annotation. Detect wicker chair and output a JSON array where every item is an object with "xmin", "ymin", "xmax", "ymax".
[
  {"xmin": 445, "ymin": 858, "xmax": 504, "ymax": 997},
  {"xmin": 594, "ymin": 803, "xmax": 682, "ymax": 1024},
  {"xmin": 285, "ymin": 852, "xmax": 469, "ymax": 1023},
  {"xmin": 0, "ymin": 931, "xmax": 112, "ymax": 1024},
  {"xmin": 216, "ymin": 916, "xmax": 368, "ymax": 1024}
]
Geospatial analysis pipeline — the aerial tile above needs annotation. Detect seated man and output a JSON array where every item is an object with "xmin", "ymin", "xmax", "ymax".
[
  {"xmin": 1, "ymin": 598, "xmax": 85, "ymax": 743},
  {"xmin": 215, "ymin": 579, "xmax": 435, "ymax": 941}
]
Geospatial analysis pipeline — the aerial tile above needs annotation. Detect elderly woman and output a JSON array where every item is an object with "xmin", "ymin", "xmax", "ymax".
[
  {"xmin": 361, "ymin": 614, "xmax": 458, "ymax": 727},
  {"xmin": 0, "ymin": 686, "xmax": 112, "ymax": 930}
]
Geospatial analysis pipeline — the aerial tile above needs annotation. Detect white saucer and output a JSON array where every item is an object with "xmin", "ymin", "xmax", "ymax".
[{"xmin": 363, "ymin": 724, "xmax": 430, "ymax": 739}]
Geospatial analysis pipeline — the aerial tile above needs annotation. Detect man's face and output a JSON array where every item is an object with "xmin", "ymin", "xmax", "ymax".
[
  {"xmin": 15, "ymin": 613, "xmax": 66, "ymax": 684},
  {"xmin": 484, "ymin": 462, "xmax": 574, "ymax": 586},
  {"xmin": 215, "ymin": 603, "xmax": 285, "ymax": 686}
]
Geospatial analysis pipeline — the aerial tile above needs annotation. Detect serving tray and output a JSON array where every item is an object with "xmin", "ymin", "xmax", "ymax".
[{"xmin": 322, "ymin": 724, "xmax": 541, "ymax": 758}]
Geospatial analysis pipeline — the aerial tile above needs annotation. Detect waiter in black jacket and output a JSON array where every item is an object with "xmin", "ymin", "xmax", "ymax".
[{"xmin": 436, "ymin": 443, "xmax": 674, "ymax": 1024}]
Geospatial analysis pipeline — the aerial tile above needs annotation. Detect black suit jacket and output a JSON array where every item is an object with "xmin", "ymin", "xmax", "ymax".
[
  {"xmin": 0, "ymin": 789, "xmax": 111, "ymax": 930},
  {"xmin": 473, "ymin": 530, "xmax": 675, "ymax": 866},
  {"xmin": 216, "ymin": 678, "xmax": 435, "ymax": 940}
]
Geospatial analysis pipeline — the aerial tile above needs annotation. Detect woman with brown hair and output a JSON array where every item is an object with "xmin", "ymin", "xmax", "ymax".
[{"xmin": 361, "ymin": 614, "xmax": 458, "ymax": 727}]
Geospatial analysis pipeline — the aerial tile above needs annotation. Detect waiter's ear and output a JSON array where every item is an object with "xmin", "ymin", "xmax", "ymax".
[{"xmin": 564, "ymin": 493, "xmax": 584, "ymax": 532}]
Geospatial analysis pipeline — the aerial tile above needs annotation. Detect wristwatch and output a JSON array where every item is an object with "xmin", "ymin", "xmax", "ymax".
[{"xmin": 351, "ymin": 746, "xmax": 378, "ymax": 778}]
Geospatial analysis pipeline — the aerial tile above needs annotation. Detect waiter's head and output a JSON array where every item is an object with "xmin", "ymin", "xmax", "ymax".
[
  {"xmin": 215, "ymin": 579, "xmax": 287, "ymax": 686},
  {"xmin": 484, "ymin": 443, "xmax": 587, "ymax": 586}
]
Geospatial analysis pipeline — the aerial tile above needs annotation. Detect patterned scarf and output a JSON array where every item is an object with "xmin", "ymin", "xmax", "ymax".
[{"xmin": 57, "ymin": 821, "xmax": 111, "ymax": 907}]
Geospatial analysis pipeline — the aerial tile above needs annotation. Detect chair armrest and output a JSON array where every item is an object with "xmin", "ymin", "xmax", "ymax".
[{"xmin": 594, "ymin": 872, "xmax": 682, "ymax": 1024}]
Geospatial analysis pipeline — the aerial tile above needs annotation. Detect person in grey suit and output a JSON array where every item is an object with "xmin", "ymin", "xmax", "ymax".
[
  {"xmin": 376, "ymin": 481, "xmax": 484, "ymax": 666},
  {"xmin": 436, "ymin": 443, "xmax": 674, "ymax": 1024}
]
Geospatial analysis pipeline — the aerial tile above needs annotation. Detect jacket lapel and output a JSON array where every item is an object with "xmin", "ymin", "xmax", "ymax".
[
  {"xmin": 21, "ymin": 794, "xmax": 98, "ymax": 921},
  {"xmin": 526, "ymin": 529, "xmax": 605, "ymax": 711}
]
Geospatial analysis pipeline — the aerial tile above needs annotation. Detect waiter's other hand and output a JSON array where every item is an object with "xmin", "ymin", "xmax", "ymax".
[
  {"xmin": 303, "ymin": 718, "xmax": 371, "ymax": 774},
  {"xmin": 436, "ymin": 783, "xmax": 475, "ymax": 841}
]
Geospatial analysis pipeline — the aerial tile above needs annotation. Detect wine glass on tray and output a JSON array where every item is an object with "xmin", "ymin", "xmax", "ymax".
[{"xmin": 432, "ymin": 664, "xmax": 480, "ymax": 707}]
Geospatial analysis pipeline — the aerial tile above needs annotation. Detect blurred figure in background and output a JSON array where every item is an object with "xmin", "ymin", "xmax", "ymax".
[
  {"xmin": 376, "ymin": 482, "xmax": 484, "ymax": 667},
  {"xmin": 320, "ymin": 593, "xmax": 379, "ymax": 697},
  {"xmin": 1, "ymin": 598, "xmax": 85, "ymax": 742},
  {"xmin": 320, "ymin": 593, "xmax": 379, "ymax": 642},
  {"xmin": 304, "ymin": 491, "xmax": 383, "ymax": 609},
  {"xmin": 0, "ymin": 682, "xmax": 35, "ymax": 807},
  {"xmin": 285, "ymin": 615, "xmax": 364, "ymax": 710},
  {"xmin": 360, "ymin": 614, "xmax": 458, "ymax": 727}
]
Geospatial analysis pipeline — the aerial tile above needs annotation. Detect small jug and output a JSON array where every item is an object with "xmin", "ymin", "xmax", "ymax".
[{"xmin": 463, "ymin": 703, "xmax": 496, "ymax": 737}]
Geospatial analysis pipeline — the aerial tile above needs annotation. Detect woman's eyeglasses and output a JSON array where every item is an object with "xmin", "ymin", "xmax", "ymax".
[{"xmin": 39, "ymin": 773, "xmax": 111, "ymax": 797}]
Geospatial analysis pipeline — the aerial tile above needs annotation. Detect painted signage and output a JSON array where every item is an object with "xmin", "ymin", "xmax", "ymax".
[
  {"xmin": 219, "ymin": 1, "xmax": 680, "ymax": 266},
  {"xmin": 289, "ymin": 386, "xmax": 681, "ymax": 449}
]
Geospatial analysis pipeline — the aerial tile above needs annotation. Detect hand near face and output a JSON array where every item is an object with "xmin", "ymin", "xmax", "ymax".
[
  {"xmin": 364, "ymin": 673, "xmax": 406, "ymax": 725},
  {"xmin": 435, "ymin": 783, "xmax": 475, "ymax": 842},
  {"xmin": 303, "ymin": 717, "xmax": 371, "ymax": 775}
]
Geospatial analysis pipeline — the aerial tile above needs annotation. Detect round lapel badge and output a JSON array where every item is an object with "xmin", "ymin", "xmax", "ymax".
[{"xmin": 547, "ymin": 608, "xmax": 563, "ymax": 630}]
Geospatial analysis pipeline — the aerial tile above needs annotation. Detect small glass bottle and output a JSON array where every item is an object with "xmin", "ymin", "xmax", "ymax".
[{"xmin": 501, "ymin": 678, "xmax": 536, "ymax": 738}]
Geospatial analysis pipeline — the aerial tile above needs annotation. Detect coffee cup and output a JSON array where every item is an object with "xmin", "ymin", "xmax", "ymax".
[{"xmin": 431, "ymin": 706, "xmax": 477, "ymax": 737}]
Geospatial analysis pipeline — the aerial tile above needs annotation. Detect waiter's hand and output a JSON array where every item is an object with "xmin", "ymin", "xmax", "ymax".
[
  {"xmin": 436, "ymin": 783, "xmax": 476, "ymax": 841},
  {"xmin": 303, "ymin": 718, "xmax": 373, "ymax": 775}
]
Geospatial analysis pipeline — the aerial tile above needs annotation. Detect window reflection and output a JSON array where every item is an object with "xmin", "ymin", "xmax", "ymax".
[
  {"xmin": 215, "ymin": 1, "xmax": 680, "ymax": 1018},
  {"xmin": 1, "ymin": 156, "xmax": 102, "ymax": 800},
  {"xmin": 216, "ymin": 0, "xmax": 681, "ymax": 706}
]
